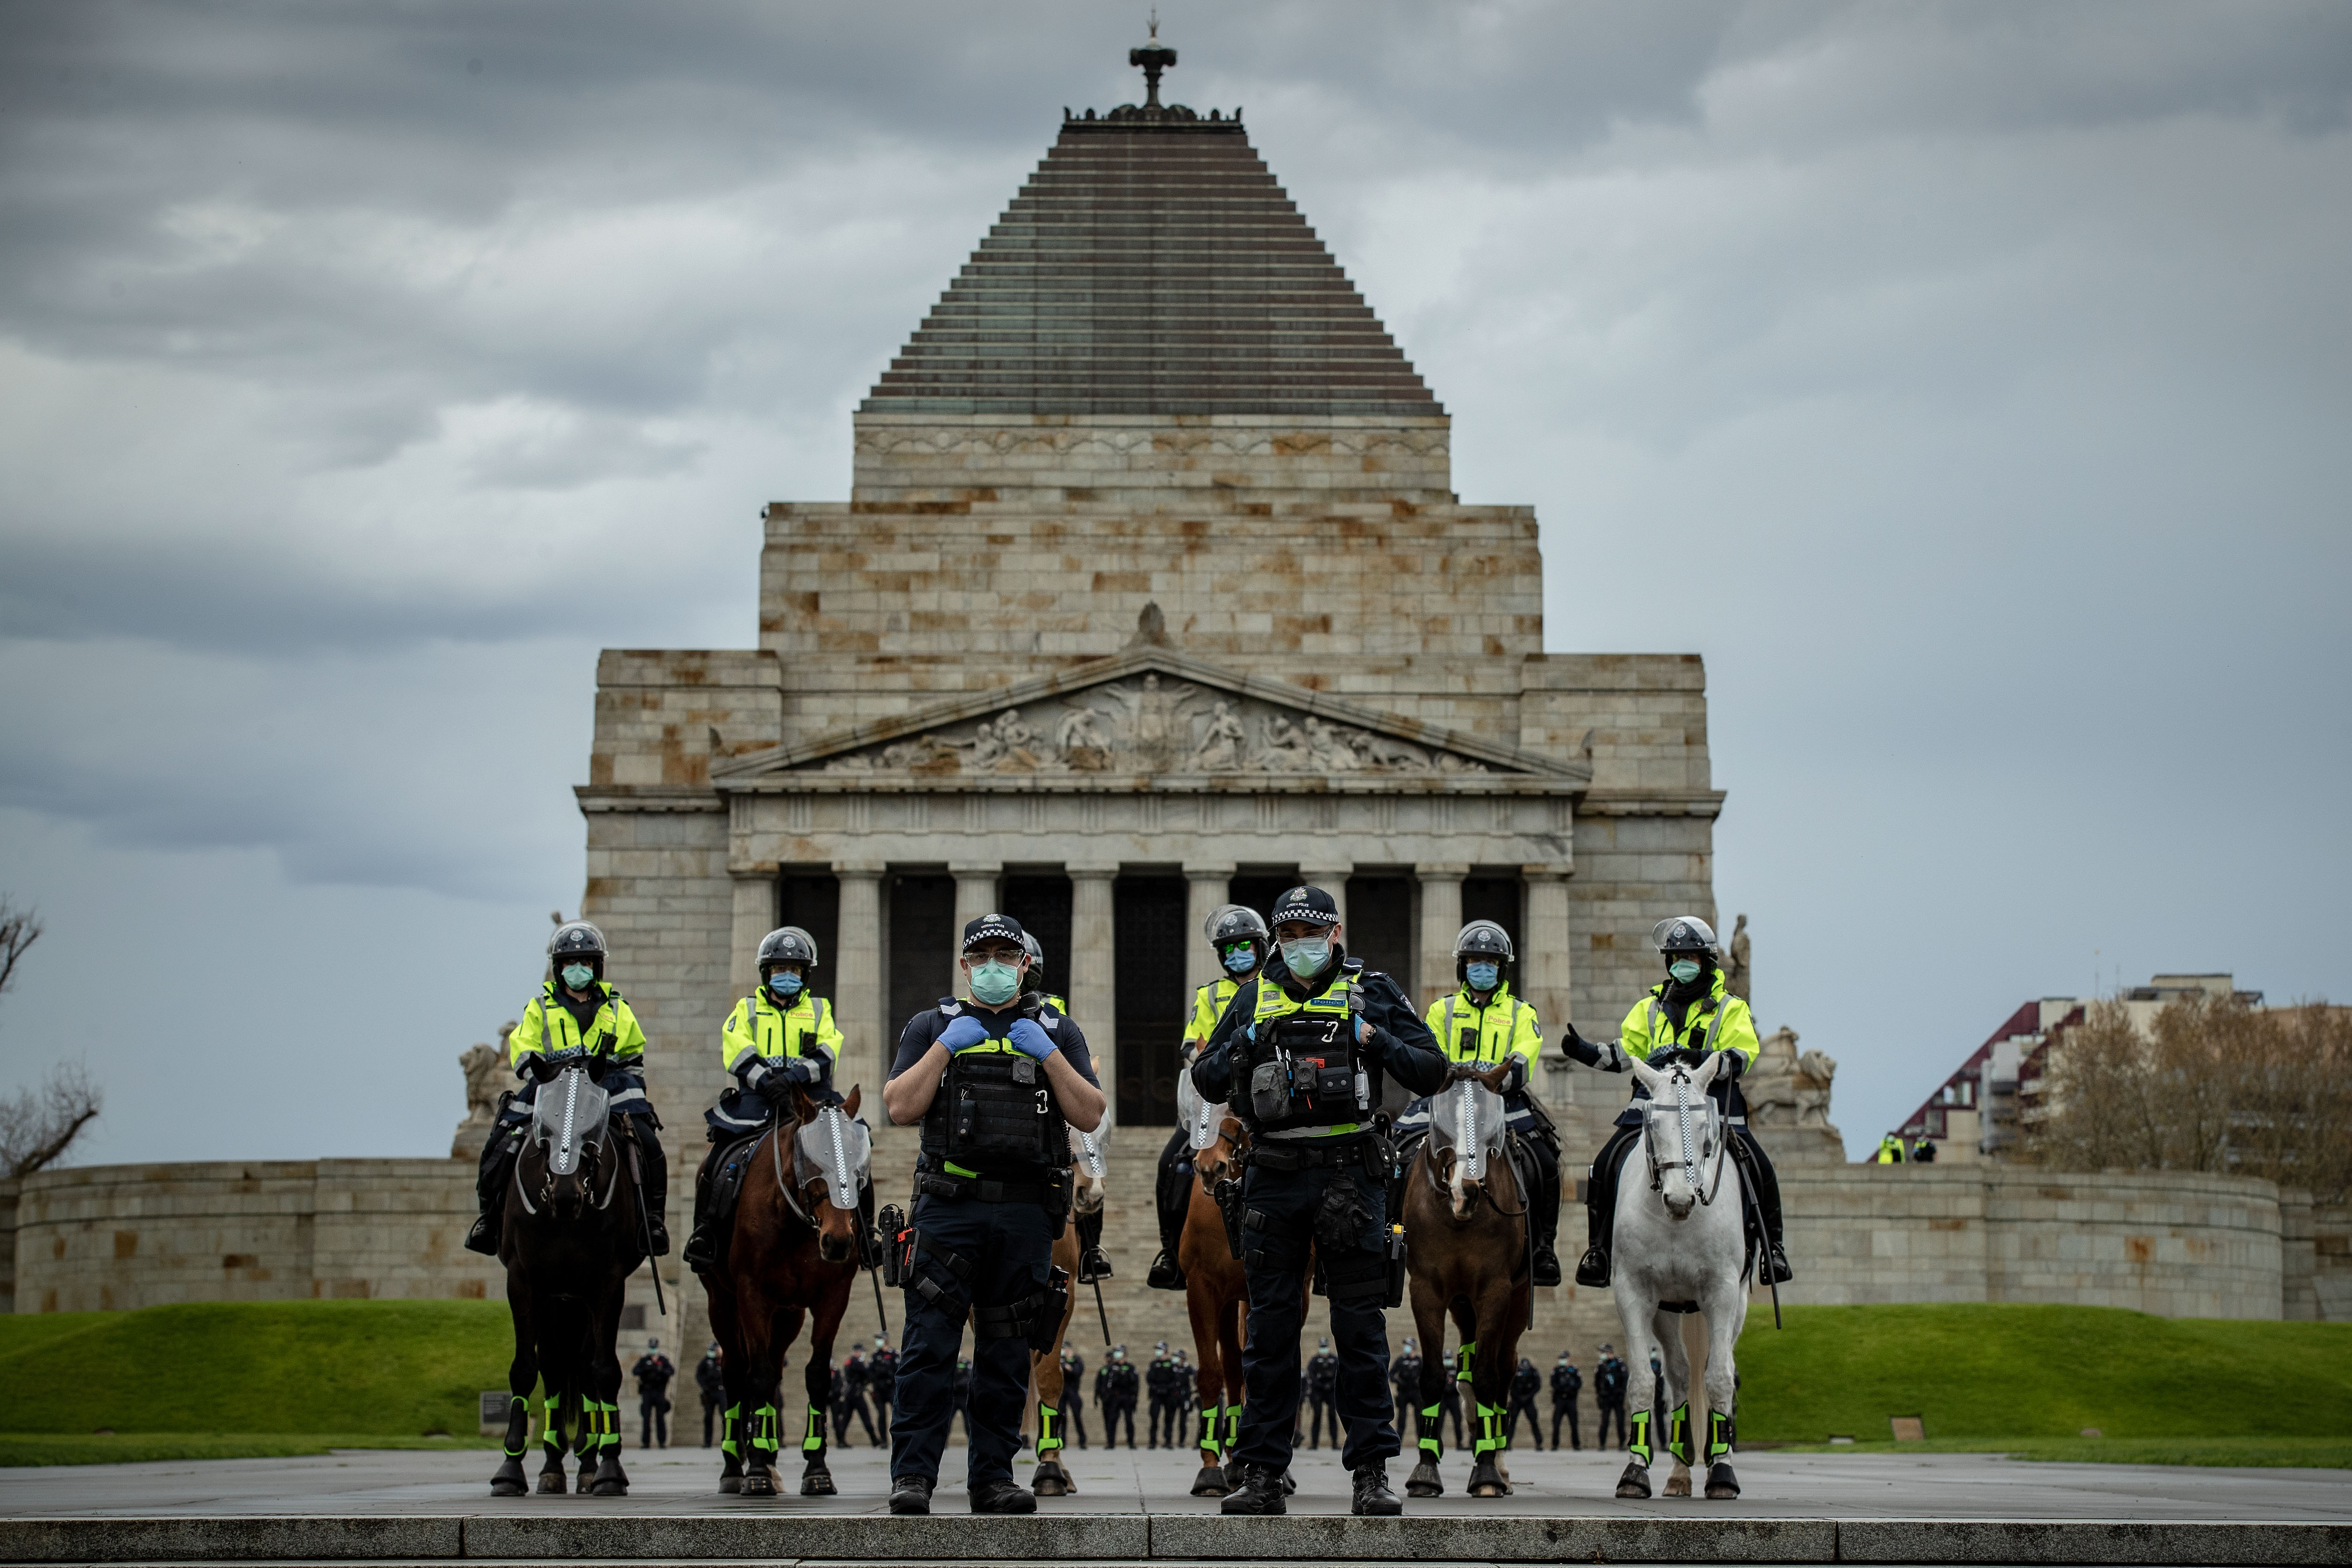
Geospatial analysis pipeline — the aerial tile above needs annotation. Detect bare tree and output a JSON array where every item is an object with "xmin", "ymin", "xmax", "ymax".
[{"xmin": 0, "ymin": 897, "xmax": 104, "ymax": 1179}]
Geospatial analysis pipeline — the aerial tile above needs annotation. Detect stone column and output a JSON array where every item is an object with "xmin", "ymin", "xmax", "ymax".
[
  {"xmin": 831, "ymin": 863, "xmax": 886, "ymax": 1084},
  {"xmin": 729, "ymin": 871, "xmax": 777, "ymax": 998},
  {"xmin": 1068, "ymin": 865, "xmax": 1119, "ymax": 1133},
  {"xmin": 1521, "ymin": 868, "xmax": 1573, "ymax": 1103},
  {"xmin": 1416, "ymin": 863, "xmax": 1468, "ymax": 1008},
  {"xmin": 1299, "ymin": 859, "xmax": 1354, "ymax": 929},
  {"xmin": 950, "ymin": 862, "xmax": 1001, "ymax": 1001},
  {"xmin": 1183, "ymin": 863, "xmax": 1236, "ymax": 999}
]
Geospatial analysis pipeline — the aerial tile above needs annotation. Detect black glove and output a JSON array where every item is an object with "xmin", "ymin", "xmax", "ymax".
[
  {"xmin": 781, "ymin": 1056, "xmax": 823, "ymax": 1086},
  {"xmin": 757, "ymin": 1071, "xmax": 799, "ymax": 1109},
  {"xmin": 1710, "ymin": 1048, "xmax": 1746, "ymax": 1080},
  {"xmin": 527, "ymin": 1054, "xmax": 563, "ymax": 1084}
]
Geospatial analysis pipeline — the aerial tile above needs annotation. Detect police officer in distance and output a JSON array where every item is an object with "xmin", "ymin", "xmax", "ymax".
[
  {"xmin": 880, "ymin": 915, "xmax": 1105, "ymax": 1517},
  {"xmin": 1146, "ymin": 1342, "xmax": 1178, "ymax": 1448},
  {"xmin": 1560, "ymin": 916, "xmax": 1792, "ymax": 1289},
  {"xmin": 1418, "ymin": 919, "xmax": 1565, "ymax": 1286},
  {"xmin": 1305, "ymin": 1337, "xmax": 1339, "ymax": 1449},
  {"xmin": 1594, "ymin": 1344, "xmax": 1629, "ymax": 1450},
  {"xmin": 682, "ymin": 925, "xmax": 843, "ymax": 1270},
  {"xmin": 1190, "ymin": 885, "xmax": 1447, "ymax": 1516},
  {"xmin": 1150, "ymin": 904, "xmax": 1269, "ymax": 1290},
  {"xmin": 1550, "ymin": 1350, "xmax": 1583, "ymax": 1450},
  {"xmin": 467, "ymin": 920, "xmax": 669, "ymax": 1257}
]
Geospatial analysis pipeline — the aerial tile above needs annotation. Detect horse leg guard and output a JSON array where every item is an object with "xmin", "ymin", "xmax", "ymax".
[
  {"xmin": 1667, "ymin": 1402, "xmax": 1694, "ymax": 1468},
  {"xmin": 1469, "ymin": 1399, "xmax": 1508, "ymax": 1497},
  {"xmin": 588, "ymin": 1401, "xmax": 629, "ymax": 1496},
  {"xmin": 1190, "ymin": 1405, "xmax": 1229, "ymax": 1495},
  {"xmin": 798, "ymin": 1406, "xmax": 835, "ymax": 1496},
  {"xmin": 717, "ymin": 1402, "xmax": 743, "ymax": 1493},
  {"xmin": 490, "ymin": 1396, "xmax": 530, "ymax": 1496},
  {"xmin": 536, "ymin": 1396, "xmax": 568, "ymax": 1494},
  {"xmin": 1705, "ymin": 1409, "xmax": 1740, "ymax": 1497},
  {"xmin": 1406, "ymin": 1406, "xmax": 1446, "ymax": 1497},
  {"xmin": 739, "ymin": 1403, "xmax": 780, "ymax": 1498},
  {"xmin": 1614, "ymin": 1407, "xmax": 1655, "ymax": 1499},
  {"xmin": 1032, "ymin": 1403, "xmax": 1073, "ymax": 1496}
]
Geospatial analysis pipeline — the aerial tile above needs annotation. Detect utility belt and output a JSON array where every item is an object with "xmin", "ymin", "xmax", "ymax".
[
  {"xmin": 880, "ymin": 1220, "xmax": 1068, "ymax": 1353},
  {"xmin": 1245, "ymin": 1131, "xmax": 1389, "ymax": 1178},
  {"xmin": 909, "ymin": 1165, "xmax": 1072, "ymax": 1238}
]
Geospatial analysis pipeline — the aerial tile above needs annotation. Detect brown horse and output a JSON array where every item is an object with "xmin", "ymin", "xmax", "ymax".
[
  {"xmin": 1402, "ymin": 1065, "xmax": 1532, "ymax": 1500},
  {"xmin": 1179, "ymin": 1101, "xmax": 1251, "ymax": 1496},
  {"xmin": 702, "ymin": 1085, "xmax": 871, "ymax": 1498},
  {"xmin": 1027, "ymin": 1124, "xmax": 1105, "ymax": 1496}
]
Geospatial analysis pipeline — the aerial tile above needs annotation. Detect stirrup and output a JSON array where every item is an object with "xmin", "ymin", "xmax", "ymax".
[
  {"xmin": 1532, "ymin": 1245, "xmax": 1562, "ymax": 1288},
  {"xmin": 1766, "ymin": 1243, "xmax": 1793, "ymax": 1284},
  {"xmin": 464, "ymin": 1215, "xmax": 499, "ymax": 1257},
  {"xmin": 1573, "ymin": 1246, "xmax": 1610, "ymax": 1289},
  {"xmin": 680, "ymin": 1225, "xmax": 715, "ymax": 1272},
  {"xmin": 644, "ymin": 1220, "xmax": 672, "ymax": 1257},
  {"xmin": 1146, "ymin": 1251, "xmax": 1185, "ymax": 1291},
  {"xmin": 1080, "ymin": 1246, "xmax": 1113, "ymax": 1283}
]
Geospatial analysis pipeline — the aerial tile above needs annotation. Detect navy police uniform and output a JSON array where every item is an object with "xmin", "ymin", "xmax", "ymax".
[{"xmin": 1189, "ymin": 886, "xmax": 1447, "ymax": 1512}]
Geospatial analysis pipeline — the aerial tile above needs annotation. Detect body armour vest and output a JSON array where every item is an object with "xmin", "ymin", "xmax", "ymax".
[
  {"xmin": 920, "ymin": 1000, "xmax": 1073, "ymax": 1178},
  {"xmin": 1239, "ymin": 962, "xmax": 1373, "ymax": 1138}
]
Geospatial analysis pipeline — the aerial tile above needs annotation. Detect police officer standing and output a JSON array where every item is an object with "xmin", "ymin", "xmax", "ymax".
[
  {"xmin": 869, "ymin": 1334, "xmax": 896, "ymax": 1440},
  {"xmin": 695, "ymin": 1342, "xmax": 724, "ymax": 1447},
  {"xmin": 468, "ymin": 921, "xmax": 669, "ymax": 1258},
  {"xmin": 1104, "ymin": 1346, "xmax": 1140, "ymax": 1447},
  {"xmin": 1506, "ymin": 1356, "xmax": 1543, "ymax": 1450},
  {"xmin": 1305, "ymin": 1337, "xmax": 1339, "ymax": 1449},
  {"xmin": 1423, "ymin": 921, "xmax": 1565, "ymax": 1284},
  {"xmin": 840, "ymin": 1345, "xmax": 879, "ymax": 1447},
  {"xmin": 1060, "ymin": 1345, "xmax": 1089, "ymax": 1449},
  {"xmin": 1190, "ymin": 885, "xmax": 1447, "ymax": 1517},
  {"xmin": 1151, "ymin": 906, "xmax": 1270, "ymax": 1289},
  {"xmin": 880, "ymin": 915, "xmax": 1106, "ymax": 1517},
  {"xmin": 1550, "ymin": 1351, "xmax": 1582, "ymax": 1451},
  {"xmin": 1146, "ymin": 1342, "xmax": 1178, "ymax": 1448},
  {"xmin": 631, "ymin": 1338, "xmax": 674, "ymax": 1449},
  {"xmin": 1594, "ymin": 1345, "xmax": 1629, "ymax": 1449}
]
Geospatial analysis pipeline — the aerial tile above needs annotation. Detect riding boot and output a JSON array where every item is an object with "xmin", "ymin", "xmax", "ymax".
[
  {"xmin": 681, "ymin": 1144, "xmax": 719, "ymax": 1274},
  {"xmin": 1076, "ymin": 1207, "xmax": 1111, "ymax": 1282},
  {"xmin": 466, "ymin": 1125, "xmax": 519, "ymax": 1256},
  {"xmin": 1731, "ymin": 1126, "xmax": 1793, "ymax": 1283},
  {"xmin": 633, "ymin": 1123, "xmax": 672, "ymax": 1256},
  {"xmin": 1149, "ymin": 1131, "xmax": 1189, "ymax": 1290},
  {"xmin": 1529, "ymin": 1134, "xmax": 1563, "ymax": 1287},
  {"xmin": 1575, "ymin": 1125, "xmax": 1637, "ymax": 1289}
]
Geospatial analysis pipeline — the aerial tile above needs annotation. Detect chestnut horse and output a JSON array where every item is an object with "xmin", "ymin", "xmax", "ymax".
[
  {"xmin": 704, "ymin": 1086, "xmax": 872, "ymax": 1498},
  {"xmin": 1178, "ymin": 1090, "xmax": 1251, "ymax": 1497},
  {"xmin": 1402, "ymin": 1065, "xmax": 1532, "ymax": 1501},
  {"xmin": 1028, "ymin": 1124, "xmax": 1107, "ymax": 1497}
]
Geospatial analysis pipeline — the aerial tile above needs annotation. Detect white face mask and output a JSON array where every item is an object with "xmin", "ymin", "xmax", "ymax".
[
  {"xmin": 1668, "ymin": 959, "xmax": 1702, "ymax": 985},
  {"xmin": 560, "ymin": 963, "xmax": 595, "ymax": 990}
]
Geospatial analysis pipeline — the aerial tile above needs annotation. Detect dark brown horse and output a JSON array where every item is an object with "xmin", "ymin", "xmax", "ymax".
[
  {"xmin": 1402, "ymin": 1064, "xmax": 1532, "ymax": 1500},
  {"xmin": 1179, "ymin": 1102, "xmax": 1251, "ymax": 1496},
  {"xmin": 489, "ymin": 1061, "xmax": 646, "ymax": 1498},
  {"xmin": 1027, "ymin": 1125, "xmax": 1105, "ymax": 1497},
  {"xmin": 703, "ymin": 1085, "xmax": 871, "ymax": 1498}
]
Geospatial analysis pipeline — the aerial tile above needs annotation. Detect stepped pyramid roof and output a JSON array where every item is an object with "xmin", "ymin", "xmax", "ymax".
[{"xmin": 861, "ymin": 37, "xmax": 1441, "ymax": 421}]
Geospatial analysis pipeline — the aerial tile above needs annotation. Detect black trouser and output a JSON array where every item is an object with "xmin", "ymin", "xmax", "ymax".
[
  {"xmin": 887, "ymin": 1192, "xmax": 1052, "ymax": 1488},
  {"xmin": 1517, "ymin": 1126, "xmax": 1561, "ymax": 1257},
  {"xmin": 640, "ymin": 1396, "xmax": 668, "ymax": 1448},
  {"xmin": 1066, "ymin": 1395, "xmax": 1087, "ymax": 1448},
  {"xmin": 1553, "ymin": 1400, "xmax": 1580, "ymax": 1449},
  {"xmin": 1231, "ymin": 1155, "xmax": 1398, "ymax": 1474},
  {"xmin": 1156, "ymin": 1128, "xmax": 1193, "ymax": 1258},
  {"xmin": 1598, "ymin": 1399, "xmax": 1627, "ymax": 1448},
  {"xmin": 836, "ymin": 1391, "xmax": 878, "ymax": 1446},
  {"xmin": 1105, "ymin": 1399, "xmax": 1135, "ymax": 1446},
  {"xmin": 1148, "ymin": 1396, "xmax": 1173, "ymax": 1446},
  {"xmin": 872, "ymin": 1391, "xmax": 891, "ymax": 1440},
  {"xmin": 701, "ymin": 1396, "xmax": 718, "ymax": 1446},
  {"xmin": 1309, "ymin": 1394, "xmax": 1336, "ymax": 1448},
  {"xmin": 1506, "ymin": 1392, "xmax": 1541, "ymax": 1447},
  {"xmin": 1586, "ymin": 1120, "xmax": 1784, "ymax": 1263}
]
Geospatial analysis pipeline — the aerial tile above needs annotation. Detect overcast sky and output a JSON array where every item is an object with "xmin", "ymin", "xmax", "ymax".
[{"xmin": 3, "ymin": 1, "xmax": 2348, "ymax": 1167}]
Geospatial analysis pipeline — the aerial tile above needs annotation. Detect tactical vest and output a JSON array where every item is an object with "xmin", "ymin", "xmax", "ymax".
[
  {"xmin": 920, "ymin": 1000, "xmax": 1072, "ymax": 1178},
  {"xmin": 1437, "ymin": 986, "xmax": 1535, "ymax": 1067},
  {"xmin": 1239, "ymin": 962, "xmax": 1373, "ymax": 1139},
  {"xmin": 736, "ymin": 992, "xmax": 829, "ymax": 1058}
]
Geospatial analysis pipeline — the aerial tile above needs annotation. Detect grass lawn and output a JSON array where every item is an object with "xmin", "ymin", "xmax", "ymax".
[
  {"xmin": 1735, "ymin": 1303, "xmax": 2352, "ymax": 1451},
  {"xmin": 0, "ymin": 1433, "xmax": 495, "ymax": 1468},
  {"xmin": 0, "ymin": 1300, "xmax": 514, "ymax": 1439},
  {"xmin": 1764, "ymin": 1437, "xmax": 2352, "ymax": 1468}
]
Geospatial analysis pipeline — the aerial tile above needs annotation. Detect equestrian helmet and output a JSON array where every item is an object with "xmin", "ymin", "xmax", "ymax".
[
  {"xmin": 1453, "ymin": 919, "xmax": 1515, "ymax": 963},
  {"xmin": 548, "ymin": 920, "xmax": 608, "ymax": 980},
  {"xmin": 757, "ymin": 925, "xmax": 819, "ymax": 972},
  {"xmin": 1021, "ymin": 929, "xmax": 1046, "ymax": 976},
  {"xmin": 1205, "ymin": 902, "xmax": 1271, "ymax": 945},
  {"xmin": 1650, "ymin": 916, "xmax": 1720, "ymax": 957}
]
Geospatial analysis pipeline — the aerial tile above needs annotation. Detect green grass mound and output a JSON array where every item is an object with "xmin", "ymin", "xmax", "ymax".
[
  {"xmin": 0, "ymin": 1433, "xmax": 494, "ymax": 1468},
  {"xmin": 1738, "ymin": 1303, "xmax": 2352, "ymax": 1445},
  {"xmin": 0, "ymin": 1300, "xmax": 513, "ymax": 1439},
  {"xmin": 1766, "ymin": 1436, "xmax": 2352, "ymax": 1469}
]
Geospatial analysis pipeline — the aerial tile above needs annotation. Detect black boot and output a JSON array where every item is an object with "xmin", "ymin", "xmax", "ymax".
[
  {"xmin": 1574, "ymin": 1246, "xmax": 1610, "ymax": 1289},
  {"xmin": 1219, "ymin": 1462, "xmax": 1287, "ymax": 1515},
  {"xmin": 969, "ymin": 1477, "xmax": 1036, "ymax": 1514},
  {"xmin": 465, "ymin": 1213, "xmax": 500, "ymax": 1257},
  {"xmin": 1351, "ymin": 1459, "xmax": 1402, "ymax": 1516},
  {"xmin": 1148, "ymin": 1249, "xmax": 1186, "ymax": 1291},
  {"xmin": 1077, "ymin": 1208, "xmax": 1112, "ymax": 1282},
  {"xmin": 466, "ymin": 1128, "xmax": 518, "ymax": 1256},
  {"xmin": 1533, "ymin": 1246, "xmax": 1562, "ymax": 1288},
  {"xmin": 1529, "ymin": 1133, "xmax": 1563, "ymax": 1286},
  {"xmin": 888, "ymin": 1474, "xmax": 933, "ymax": 1515},
  {"xmin": 633, "ymin": 1124, "xmax": 672, "ymax": 1256}
]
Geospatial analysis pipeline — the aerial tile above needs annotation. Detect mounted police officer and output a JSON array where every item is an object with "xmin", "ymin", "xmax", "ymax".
[
  {"xmin": 1189, "ymin": 885, "xmax": 1446, "ymax": 1517},
  {"xmin": 1415, "ymin": 919, "xmax": 1564, "ymax": 1286},
  {"xmin": 681, "ymin": 925, "xmax": 843, "ymax": 1271},
  {"xmin": 467, "ymin": 920, "xmax": 669, "ymax": 1257},
  {"xmin": 1150, "ymin": 904, "xmax": 1268, "ymax": 1290},
  {"xmin": 1559, "ymin": 916, "xmax": 1791, "ymax": 1289},
  {"xmin": 879, "ymin": 914, "xmax": 1105, "ymax": 1517}
]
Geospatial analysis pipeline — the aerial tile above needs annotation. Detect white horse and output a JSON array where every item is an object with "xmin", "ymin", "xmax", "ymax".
[{"xmin": 1607, "ymin": 1053, "xmax": 1747, "ymax": 1501}]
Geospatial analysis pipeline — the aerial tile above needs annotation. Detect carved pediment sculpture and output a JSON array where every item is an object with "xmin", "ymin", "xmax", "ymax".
[{"xmin": 816, "ymin": 675, "xmax": 1494, "ymax": 779}]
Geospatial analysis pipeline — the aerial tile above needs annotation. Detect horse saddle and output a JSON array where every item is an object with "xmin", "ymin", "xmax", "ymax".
[{"xmin": 703, "ymin": 1129, "xmax": 767, "ymax": 1275}]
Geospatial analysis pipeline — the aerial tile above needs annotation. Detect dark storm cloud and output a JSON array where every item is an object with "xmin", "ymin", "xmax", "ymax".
[{"xmin": 2, "ymin": 1, "xmax": 2349, "ymax": 1163}]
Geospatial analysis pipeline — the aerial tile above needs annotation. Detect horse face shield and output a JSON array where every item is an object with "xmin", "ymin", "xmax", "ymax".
[
  {"xmin": 1428, "ymin": 1079, "xmax": 1506, "ymax": 1219},
  {"xmin": 794, "ymin": 1108, "xmax": 870, "ymax": 1213}
]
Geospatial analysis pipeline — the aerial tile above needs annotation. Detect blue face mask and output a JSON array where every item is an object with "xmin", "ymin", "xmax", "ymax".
[
  {"xmin": 1222, "ymin": 945, "xmax": 1257, "ymax": 975},
  {"xmin": 1668, "ymin": 959, "xmax": 1702, "ymax": 985},
  {"xmin": 968, "ymin": 959, "xmax": 1022, "ymax": 1006},
  {"xmin": 1280, "ymin": 936, "xmax": 1331, "ymax": 978},
  {"xmin": 1465, "ymin": 961, "xmax": 1500, "ymax": 992},
  {"xmin": 768, "ymin": 970, "xmax": 803, "ymax": 998},
  {"xmin": 560, "ymin": 963, "xmax": 595, "ymax": 990}
]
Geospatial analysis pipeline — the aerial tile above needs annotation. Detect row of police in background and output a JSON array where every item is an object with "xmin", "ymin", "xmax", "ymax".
[
  {"xmin": 1094, "ymin": 1345, "xmax": 1139, "ymax": 1446},
  {"xmin": 467, "ymin": 921, "xmax": 671, "ymax": 1259},
  {"xmin": 1875, "ymin": 1133, "xmax": 1938, "ymax": 1163},
  {"xmin": 879, "ymin": 914, "xmax": 1108, "ymax": 1517},
  {"xmin": 1560, "ymin": 916, "xmax": 1794, "ymax": 1291},
  {"xmin": 1147, "ymin": 1341, "xmax": 1194, "ymax": 1449},
  {"xmin": 1381, "ymin": 1343, "xmax": 1614, "ymax": 1453}
]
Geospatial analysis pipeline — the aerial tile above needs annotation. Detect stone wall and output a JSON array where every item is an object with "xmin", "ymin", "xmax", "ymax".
[
  {"xmin": 0, "ymin": 1177, "xmax": 17, "ymax": 1315},
  {"xmin": 1779, "ymin": 1165, "xmax": 2293, "ymax": 1320}
]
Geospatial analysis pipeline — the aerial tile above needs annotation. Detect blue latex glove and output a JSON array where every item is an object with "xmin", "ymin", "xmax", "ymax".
[
  {"xmin": 939, "ymin": 1015, "xmax": 989, "ymax": 1052},
  {"xmin": 1007, "ymin": 1018, "xmax": 1056, "ymax": 1061},
  {"xmin": 782, "ymin": 1056, "xmax": 823, "ymax": 1085}
]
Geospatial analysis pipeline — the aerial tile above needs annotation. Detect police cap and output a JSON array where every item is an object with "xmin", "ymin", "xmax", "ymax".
[
  {"xmin": 962, "ymin": 913, "xmax": 1027, "ymax": 952},
  {"xmin": 1268, "ymin": 885, "xmax": 1341, "ymax": 929}
]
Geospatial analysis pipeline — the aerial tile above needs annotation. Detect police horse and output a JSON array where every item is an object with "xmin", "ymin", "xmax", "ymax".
[
  {"xmin": 1173, "ymin": 1065, "xmax": 1253, "ymax": 1496},
  {"xmin": 490, "ymin": 1058, "xmax": 647, "ymax": 1497},
  {"xmin": 1606, "ymin": 1053, "xmax": 1747, "ymax": 1501},
  {"xmin": 699, "ymin": 1086, "xmax": 874, "ymax": 1497},
  {"xmin": 1027, "ymin": 1124, "xmax": 1108, "ymax": 1496},
  {"xmin": 1399, "ymin": 1070, "xmax": 1533, "ymax": 1499}
]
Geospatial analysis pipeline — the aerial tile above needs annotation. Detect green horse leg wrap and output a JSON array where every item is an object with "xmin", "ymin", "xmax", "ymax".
[
  {"xmin": 1667, "ymin": 1402, "xmax": 1693, "ymax": 1466},
  {"xmin": 1474, "ymin": 1400, "xmax": 1504, "ymax": 1457},
  {"xmin": 1417, "ymin": 1403, "xmax": 1444, "ymax": 1459},
  {"xmin": 1456, "ymin": 1340, "xmax": 1476, "ymax": 1384},
  {"xmin": 1222, "ymin": 1403, "xmax": 1240, "ymax": 1456},
  {"xmin": 721, "ymin": 1402, "xmax": 741, "ymax": 1459},
  {"xmin": 750, "ymin": 1402, "xmax": 780, "ymax": 1456},
  {"xmin": 1037, "ymin": 1402, "xmax": 1062, "ymax": 1455},
  {"xmin": 541, "ymin": 1395, "xmax": 563, "ymax": 1455},
  {"xmin": 502, "ymin": 1395, "xmax": 529, "ymax": 1459},
  {"xmin": 1196, "ymin": 1407, "xmax": 1220, "ymax": 1455},
  {"xmin": 1629, "ymin": 1407, "xmax": 1653, "ymax": 1466},
  {"xmin": 1708, "ymin": 1407, "xmax": 1736, "ymax": 1460},
  {"xmin": 802, "ymin": 1404, "xmax": 825, "ymax": 1454}
]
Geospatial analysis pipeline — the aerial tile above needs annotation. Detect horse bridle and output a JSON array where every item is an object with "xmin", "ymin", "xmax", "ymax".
[
  {"xmin": 512, "ymin": 1116, "xmax": 621, "ymax": 1217},
  {"xmin": 1640, "ymin": 1067, "xmax": 1729, "ymax": 1206},
  {"xmin": 770, "ymin": 1105, "xmax": 867, "ymax": 1227}
]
